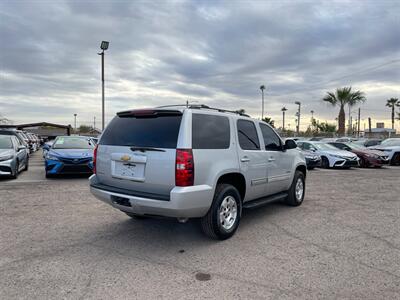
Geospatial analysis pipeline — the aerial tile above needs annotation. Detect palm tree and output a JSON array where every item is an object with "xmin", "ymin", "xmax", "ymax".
[
  {"xmin": 262, "ymin": 117, "xmax": 275, "ymax": 128},
  {"xmin": 386, "ymin": 98, "xmax": 399, "ymax": 130},
  {"xmin": 322, "ymin": 87, "xmax": 366, "ymax": 135}
]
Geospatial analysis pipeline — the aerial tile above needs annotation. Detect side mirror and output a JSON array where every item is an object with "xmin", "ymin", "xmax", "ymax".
[
  {"xmin": 18, "ymin": 145, "xmax": 26, "ymax": 152},
  {"xmin": 284, "ymin": 139, "xmax": 297, "ymax": 150},
  {"xmin": 43, "ymin": 144, "xmax": 51, "ymax": 151}
]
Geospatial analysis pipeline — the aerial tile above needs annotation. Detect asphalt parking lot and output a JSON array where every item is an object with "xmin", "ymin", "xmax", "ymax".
[{"xmin": 1, "ymin": 151, "xmax": 400, "ymax": 299}]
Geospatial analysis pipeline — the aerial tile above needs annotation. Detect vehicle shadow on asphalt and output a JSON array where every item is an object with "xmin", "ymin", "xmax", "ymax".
[
  {"xmin": 45, "ymin": 174, "xmax": 92, "ymax": 179},
  {"xmin": 85, "ymin": 201, "xmax": 289, "ymax": 256}
]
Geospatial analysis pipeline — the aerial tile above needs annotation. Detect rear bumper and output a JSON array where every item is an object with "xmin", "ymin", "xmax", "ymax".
[{"xmin": 89, "ymin": 175, "xmax": 213, "ymax": 218}]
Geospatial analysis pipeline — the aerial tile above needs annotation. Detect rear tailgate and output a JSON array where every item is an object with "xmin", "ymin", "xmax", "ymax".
[{"xmin": 96, "ymin": 110, "xmax": 183, "ymax": 198}]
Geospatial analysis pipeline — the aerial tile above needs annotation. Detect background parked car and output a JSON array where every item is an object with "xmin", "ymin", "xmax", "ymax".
[
  {"xmin": 369, "ymin": 138, "xmax": 400, "ymax": 166},
  {"xmin": 0, "ymin": 135, "xmax": 29, "ymax": 178},
  {"xmin": 297, "ymin": 141, "xmax": 359, "ymax": 168},
  {"xmin": 353, "ymin": 138, "xmax": 382, "ymax": 147},
  {"xmin": 45, "ymin": 136, "xmax": 95, "ymax": 177},
  {"xmin": 42, "ymin": 140, "xmax": 54, "ymax": 158},
  {"xmin": 0, "ymin": 129, "xmax": 29, "ymax": 149},
  {"xmin": 298, "ymin": 148, "xmax": 321, "ymax": 170},
  {"xmin": 329, "ymin": 142, "xmax": 389, "ymax": 168}
]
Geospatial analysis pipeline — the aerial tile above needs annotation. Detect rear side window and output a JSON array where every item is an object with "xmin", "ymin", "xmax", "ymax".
[
  {"xmin": 237, "ymin": 120, "xmax": 260, "ymax": 150},
  {"xmin": 260, "ymin": 124, "xmax": 281, "ymax": 151},
  {"xmin": 192, "ymin": 114, "xmax": 230, "ymax": 149},
  {"xmin": 100, "ymin": 115, "xmax": 182, "ymax": 148}
]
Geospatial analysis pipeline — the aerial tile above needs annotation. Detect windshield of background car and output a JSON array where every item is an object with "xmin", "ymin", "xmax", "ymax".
[
  {"xmin": 52, "ymin": 137, "xmax": 94, "ymax": 149},
  {"xmin": 348, "ymin": 143, "xmax": 366, "ymax": 150},
  {"xmin": 380, "ymin": 139, "xmax": 400, "ymax": 147},
  {"xmin": 100, "ymin": 113, "xmax": 182, "ymax": 148},
  {"xmin": 0, "ymin": 136, "xmax": 13, "ymax": 149},
  {"xmin": 314, "ymin": 143, "xmax": 339, "ymax": 151}
]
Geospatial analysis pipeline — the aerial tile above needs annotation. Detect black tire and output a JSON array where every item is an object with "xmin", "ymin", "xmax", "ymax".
[
  {"xmin": 11, "ymin": 161, "xmax": 19, "ymax": 179},
  {"xmin": 23, "ymin": 157, "xmax": 29, "ymax": 171},
  {"xmin": 321, "ymin": 157, "xmax": 330, "ymax": 168},
  {"xmin": 45, "ymin": 171, "xmax": 52, "ymax": 178},
  {"xmin": 359, "ymin": 157, "xmax": 367, "ymax": 168},
  {"xmin": 200, "ymin": 184, "xmax": 241, "ymax": 240},
  {"xmin": 124, "ymin": 212, "xmax": 147, "ymax": 219},
  {"xmin": 390, "ymin": 153, "xmax": 400, "ymax": 166},
  {"xmin": 285, "ymin": 171, "xmax": 305, "ymax": 207}
]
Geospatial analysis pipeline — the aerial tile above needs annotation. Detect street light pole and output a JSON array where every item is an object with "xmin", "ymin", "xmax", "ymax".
[
  {"xmin": 295, "ymin": 101, "xmax": 301, "ymax": 135},
  {"xmin": 281, "ymin": 107, "xmax": 287, "ymax": 131},
  {"xmin": 98, "ymin": 41, "xmax": 109, "ymax": 131},
  {"xmin": 260, "ymin": 85, "xmax": 265, "ymax": 119},
  {"xmin": 74, "ymin": 114, "xmax": 77, "ymax": 133}
]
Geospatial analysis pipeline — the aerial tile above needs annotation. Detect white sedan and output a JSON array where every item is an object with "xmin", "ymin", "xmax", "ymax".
[
  {"xmin": 369, "ymin": 138, "xmax": 400, "ymax": 166},
  {"xmin": 297, "ymin": 141, "xmax": 359, "ymax": 168}
]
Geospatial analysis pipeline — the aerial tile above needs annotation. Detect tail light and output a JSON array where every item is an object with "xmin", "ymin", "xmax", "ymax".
[
  {"xmin": 93, "ymin": 144, "xmax": 98, "ymax": 174},
  {"xmin": 175, "ymin": 149, "xmax": 194, "ymax": 186}
]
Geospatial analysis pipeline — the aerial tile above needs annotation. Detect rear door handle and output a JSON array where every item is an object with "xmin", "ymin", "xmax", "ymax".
[
  {"xmin": 268, "ymin": 157, "xmax": 275, "ymax": 162},
  {"xmin": 241, "ymin": 156, "xmax": 250, "ymax": 162}
]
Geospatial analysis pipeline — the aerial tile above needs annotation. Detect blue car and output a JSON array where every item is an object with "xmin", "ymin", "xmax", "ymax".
[{"xmin": 45, "ymin": 136, "xmax": 95, "ymax": 178}]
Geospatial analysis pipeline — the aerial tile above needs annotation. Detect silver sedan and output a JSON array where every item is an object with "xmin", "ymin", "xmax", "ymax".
[{"xmin": 0, "ymin": 135, "xmax": 29, "ymax": 179}]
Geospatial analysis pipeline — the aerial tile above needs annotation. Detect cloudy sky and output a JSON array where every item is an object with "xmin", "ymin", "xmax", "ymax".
[{"xmin": 1, "ymin": 0, "xmax": 399, "ymax": 130}]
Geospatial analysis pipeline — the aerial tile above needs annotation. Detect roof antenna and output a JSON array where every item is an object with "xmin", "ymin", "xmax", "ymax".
[{"xmin": 186, "ymin": 98, "xmax": 189, "ymax": 108}]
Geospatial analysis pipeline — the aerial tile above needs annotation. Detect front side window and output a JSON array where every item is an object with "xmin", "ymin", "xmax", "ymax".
[
  {"xmin": 237, "ymin": 120, "xmax": 260, "ymax": 150},
  {"xmin": 192, "ymin": 114, "xmax": 230, "ymax": 149},
  {"xmin": 260, "ymin": 124, "xmax": 281, "ymax": 151}
]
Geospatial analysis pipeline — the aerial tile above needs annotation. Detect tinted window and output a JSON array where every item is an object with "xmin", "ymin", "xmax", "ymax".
[
  {"xmin": 100, "ymin": 115, "xmax": 182, "ymax": 148},
  {"xmin": 192, "ymin": 114, "xmax": 230, "ymax": 149},
  {"xmin": 260, "ymin": 124, "xmax": 281, "ymax": 151},
  {"xmin": 237, "ymin": 120, "xmax": 260, "ymax": 150}
]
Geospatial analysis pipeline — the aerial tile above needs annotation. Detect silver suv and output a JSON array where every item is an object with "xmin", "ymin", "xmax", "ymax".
[{"xmin": 90, "ymin": 105, "xmax": 307, "ymax": 240}]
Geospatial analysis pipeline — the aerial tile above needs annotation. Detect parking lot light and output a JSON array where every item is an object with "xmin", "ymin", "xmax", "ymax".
[{"xmin": 98, "ymin": 41, "xmax": 110, "ymax": 131}]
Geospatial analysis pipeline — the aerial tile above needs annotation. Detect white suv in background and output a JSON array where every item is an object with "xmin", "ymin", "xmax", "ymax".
[{"xmin": 90, "ymin": 105, "xmax": 307, "ymax": 240}]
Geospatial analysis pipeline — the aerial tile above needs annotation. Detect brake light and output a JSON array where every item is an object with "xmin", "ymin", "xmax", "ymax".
[
  {"xmin": 175, "ymin": 149, "xmax": 194, "ymax": 186},
  {"xmin": 93, "ymin": 144, "xmax": 98, "ymax": 174}
]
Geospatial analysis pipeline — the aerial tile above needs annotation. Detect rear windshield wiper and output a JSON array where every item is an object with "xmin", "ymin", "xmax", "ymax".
[{"xmin": 130, "ymin": 146, "xmax": 166, "ymax": 152}]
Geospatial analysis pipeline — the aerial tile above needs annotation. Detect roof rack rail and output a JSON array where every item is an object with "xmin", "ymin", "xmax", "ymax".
[{"xmin": 156, "ymin": 104, "xmax": 250, "ymax": 117}]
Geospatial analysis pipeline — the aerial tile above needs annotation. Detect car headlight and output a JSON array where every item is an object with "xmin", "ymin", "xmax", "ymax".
[
  {"xmin": 46, "ymin": 154, "xmax": 59, "ymax": 161},
  {"xmin": 365, "ymin": 154, "xmax": 379, "ymax": 158},
  {"xmin": 0, "ymin": 154, "xmax": 14, "ymax": 162},
  {"xmin": 383, "ymin": 149, "xmax": 393, "ymax": 152}
]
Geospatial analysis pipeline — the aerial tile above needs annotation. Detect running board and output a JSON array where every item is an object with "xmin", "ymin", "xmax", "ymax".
[{"xmin": 243, "ymin": 192, "xmax": 288, "ymax": 209}]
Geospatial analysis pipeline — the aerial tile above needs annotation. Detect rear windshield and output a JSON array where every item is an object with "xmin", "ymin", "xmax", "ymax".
[{"xmin": 100, "ymin": 115, "xmax": 182, "ymax": 148}]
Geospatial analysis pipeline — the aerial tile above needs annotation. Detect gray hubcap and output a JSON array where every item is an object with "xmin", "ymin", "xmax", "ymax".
[
  {"xmin": 219, "ymin": 196, "xmax": 238, "ymax": 231},
  {"xmin": 295, "ymin": 178, "xmax": 304, "ymax": 201}
]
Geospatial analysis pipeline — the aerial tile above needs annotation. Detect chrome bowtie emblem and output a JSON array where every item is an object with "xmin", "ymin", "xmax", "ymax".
[{"xmin": 121, "ymin": 155, "xmax": 131, "ymax": 162}]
